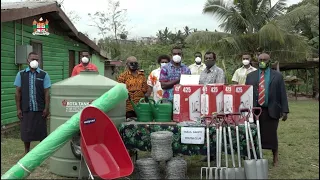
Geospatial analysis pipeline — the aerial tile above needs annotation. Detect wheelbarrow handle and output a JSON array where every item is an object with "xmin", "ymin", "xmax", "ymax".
[{"xmin": 252, "ymin": 107, "xmax": 262, "ymax": 119}]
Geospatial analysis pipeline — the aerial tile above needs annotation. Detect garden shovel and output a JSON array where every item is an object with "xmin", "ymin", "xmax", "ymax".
[
  {"xmin": 252, "ymin": 107, "xmax": 269, "ymax": 179},
  {"xmin": 240, "ymin": 108, "xmax": 258, "ymax": 179},
  {"xmin": 221, "ymin": 121, "xmax": 232, "ymax": 179},
  {"xmin": 216, "ymin": 114, "xmax": 228, "ymax": 179},
  {"xmin": 234, "ymin": 113, "xmax": 246, "ymax": 179},
  {"xmin": 225, "ymin": 114, "xmax": 236, "ymax": 179}
]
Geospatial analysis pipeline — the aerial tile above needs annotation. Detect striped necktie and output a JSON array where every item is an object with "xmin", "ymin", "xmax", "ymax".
[{"xmin": 258, "ymin": 71, "xmax": 265, "ymax": 106}]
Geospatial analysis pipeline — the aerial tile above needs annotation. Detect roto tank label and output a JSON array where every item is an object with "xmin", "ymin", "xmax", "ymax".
[{"xmin": 62, "ymin": 100, "xmax": 93, "ymax": 112}]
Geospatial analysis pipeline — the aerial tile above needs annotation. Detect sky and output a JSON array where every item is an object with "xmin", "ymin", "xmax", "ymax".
[{"xmin": 4, "ymin": 0, "xmax": 302, "ymax": 39}]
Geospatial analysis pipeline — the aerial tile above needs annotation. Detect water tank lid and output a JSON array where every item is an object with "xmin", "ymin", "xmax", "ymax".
[
  {"xmin": 52, "ymin": 70, "xmax": 118, "ymax": 86},
  {"xmin": 79, "ymin": 70, "xmax": 99, "ymax": 75}
]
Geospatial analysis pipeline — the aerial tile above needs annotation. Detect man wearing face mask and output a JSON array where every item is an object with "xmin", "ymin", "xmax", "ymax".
[
  {"xmin": 199, "ymin": 51, "xmax": 225, "ymax": 84},
  {"xmin": 146, "ymin": 55, "xmax": 170, "ymax": 102},
  {"xmin": 232, "ymin": 53, "xmax": 257, "ymax": 85},
  {"xmin": 13, "ymin": 52, "xmax": 51, "ymax": 154},
  {"xmin": 159, "ymin": 47, "xmax": 191, "ymax": 101},
  {"xmin": 189, "ymin": 52, "xmax": 206, "ymax": 75},
  {"xmin": 245, "ymin": 53, "xmax": 289, "ymax": 167},
  {"xmin": 118, "ymin": 56, "xmax": 148, "ymax": 119},
  {"xmin": 71, "ymin": 51, "xmax": 98, "ymax": 77}
]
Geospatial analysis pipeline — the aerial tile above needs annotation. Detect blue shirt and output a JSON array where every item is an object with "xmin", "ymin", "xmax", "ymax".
[
  {"xmin": 14, "ymin": 67, "xmax": 51, "ymax": 111},
  {"xmin": 258, "ymin": 68, "xmax": 270, "ymax": 107},
  {"xmin": 159, "ymin": 61, "xmax": 191, "ymax": 101}
]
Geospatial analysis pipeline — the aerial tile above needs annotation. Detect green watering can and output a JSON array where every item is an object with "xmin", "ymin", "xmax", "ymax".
[
  {"xmin": 149, "ymin": 98, "xmax": 173, "ymax": 122},
  {"xmin": 129, "ymin": 97, "xmax": 153, "ymax": 122}
]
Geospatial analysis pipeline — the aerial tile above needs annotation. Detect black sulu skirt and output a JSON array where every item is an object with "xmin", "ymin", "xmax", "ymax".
[{"xmin": 20, "ymin": 111, "xmax": 47, "ymax": 142}]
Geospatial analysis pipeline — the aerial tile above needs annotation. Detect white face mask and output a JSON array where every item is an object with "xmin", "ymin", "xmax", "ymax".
[
  {"xmin": 195, "ymin": 57, "xmax": 201, "ymax": 63},
  {"xmin": 81, "ymin": 57, "xmax": 89, "ymax": 64},
  {"xmin": 172, "ymin": 55, "xmax": 182, "ymax": 63},
  {"xmin": 242, "ymin": 60, "xmax": 250, "ymax": 65},
  {"xmin": 160, "ymin": 63, "xmax": 167, "ymax": 67},
  {"xmin": 29, "ymin": 60, "xmax": 39, "ymax": 69}
]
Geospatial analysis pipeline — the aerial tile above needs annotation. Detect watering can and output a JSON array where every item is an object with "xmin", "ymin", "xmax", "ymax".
[
  {"xmin": 149, "ymin": 98, "xmax": 173, "ymax": 122},
  {"xmin": 129, "ymin": 97, "xmax": 153, "ymax": 122}
]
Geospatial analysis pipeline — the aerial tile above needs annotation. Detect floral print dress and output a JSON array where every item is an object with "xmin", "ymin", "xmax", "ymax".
[{"xmin": 147, "ymin": 68, "xmax": 163, "ymax": 102}]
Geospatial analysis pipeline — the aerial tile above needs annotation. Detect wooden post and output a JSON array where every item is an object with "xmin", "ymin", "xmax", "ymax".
[
  {"xmin": 295, "ymin": 83, "xmax": 297, "ymax": 100},
  {"xmin": 306, "ymin": 68, "xmax": 308, "ymax": 95}
]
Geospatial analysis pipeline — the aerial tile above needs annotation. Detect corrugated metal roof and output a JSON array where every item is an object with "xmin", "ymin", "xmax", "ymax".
[{"xmin": 1, "ymin": 1, "xmax": 56, "ymax": 11}]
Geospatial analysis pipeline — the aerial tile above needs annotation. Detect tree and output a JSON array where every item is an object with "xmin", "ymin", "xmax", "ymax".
[
  {"xmin": 88, "ymin": 0, "xmax": 128, "ymax": 41},
  {"xmin": 186, "ymin": 0, "xmax": 311, "ymax": 63},
  {"xmin": 279, "ymin": 0, "xmax": 319, "ymax": 50},
  {"xmin": 88, "ymin": 0, "xmax": 128, "ymax": 58}
]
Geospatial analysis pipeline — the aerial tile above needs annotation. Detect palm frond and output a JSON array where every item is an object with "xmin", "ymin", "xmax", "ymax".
[
  {"xmin": 267, "ymin": 0, "xmax": 287, "ymax": 19},
  {"xmin": 203, "ymin": 0, "xmax": 231, "ymax": 22},
  {"xmin": 259, "ymin": 21, "xmax": 286, "ymax": 45},
  {"xmin": 277, "ymin": 3, "xmax": 319, "ymax": 31}
]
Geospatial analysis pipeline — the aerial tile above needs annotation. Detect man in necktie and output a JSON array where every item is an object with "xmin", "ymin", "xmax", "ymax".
[{"xmin": 245, "ymin": 53, "xmax": 289, "ymax": 167}]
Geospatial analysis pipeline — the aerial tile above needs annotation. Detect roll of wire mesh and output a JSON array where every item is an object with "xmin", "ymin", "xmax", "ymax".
[
  {"xmin": 165, "ymin": 157, "xmax": 188, "ymax": 179},
  {"xmin": 151, "ymin": 131, "xmax": 173, "ymax": 161},
  {"xmin": 136, "ymin": 158, "xmax": 161, "ymax": 179}
]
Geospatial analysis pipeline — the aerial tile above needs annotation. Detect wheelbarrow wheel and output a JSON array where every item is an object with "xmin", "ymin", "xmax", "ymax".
[{"xmin": 71, "ymin": 132, "xmax": 82, "ymax": 160}]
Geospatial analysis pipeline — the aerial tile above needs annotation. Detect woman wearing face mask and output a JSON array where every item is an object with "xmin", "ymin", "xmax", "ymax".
[
  {"xmin": 146, "ymin": 55, "xmax": 170, "ymax": 102},
  {"xmin": 118, "ymin": 56, "xmax": 148, "ymax": 119},
  {"xmin": 71, "ymin": 51, "xmax": 98, "ymax": 77},
  {"xmin": 231, "ymin": 53, "xmax": 257, "ymax": 85}
]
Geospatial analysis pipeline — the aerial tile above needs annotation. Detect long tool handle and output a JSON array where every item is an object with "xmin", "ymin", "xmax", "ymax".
[
  {"xmin": 228, "ymin": 126, "xmax": 236, "ymax": 167},
  {"xmin": 244, "ymin": 120, "xmax": 251, "ymax": 160},
  {"xmin": 256, "ymin": 119, "xmax": 263, "ymax": 159},
  {"xmin": 223, "ymin": 126, "xmax": 228, "ymax": 167},
  {"xmin": 216, "ymin": 126, "xmax": 219, "ymax": 167},
  {"xmin": 206, "ymin": 126, "xmax": 210, "ymax": 168},
  {"xmin": 247, "ymin": 121, "xmax": 258, "ymax": 160},
  {"xmin": 236, "ymin": 126, "xmax": 242, "ymax": 168},
  {"xmin": 219, "ymin": 126, "xmax": 223, "ymax": 167}
]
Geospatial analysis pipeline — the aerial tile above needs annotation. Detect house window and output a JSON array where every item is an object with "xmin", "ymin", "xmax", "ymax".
[{"xmin": 30, "ymin": 41, "xmax": 43, "ymax": 69}]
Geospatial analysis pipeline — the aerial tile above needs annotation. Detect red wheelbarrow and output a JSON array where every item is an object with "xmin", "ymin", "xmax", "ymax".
[{"xmin": 79, "ymin": 106, "xmax": 134, "ymax": 179}]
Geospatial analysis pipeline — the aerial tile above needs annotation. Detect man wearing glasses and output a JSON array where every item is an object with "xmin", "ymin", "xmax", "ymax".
[
  {"xmin": 199, "ymin": 51, "xmax": 225, "ymax": 84},
  {"xmin": 232, "ymin": 53, "xmax": 257, "ymax": 84}
]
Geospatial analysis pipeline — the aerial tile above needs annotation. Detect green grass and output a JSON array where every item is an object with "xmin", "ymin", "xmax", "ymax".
[{"xmin": 1, "ymin": 100, "xmax": 319, "ymax": 179}]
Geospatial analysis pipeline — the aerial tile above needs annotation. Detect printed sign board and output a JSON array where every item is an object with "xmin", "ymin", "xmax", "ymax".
[{"xmin": 181, "ymin": 127, "xmax": 205, "ymax": 144}]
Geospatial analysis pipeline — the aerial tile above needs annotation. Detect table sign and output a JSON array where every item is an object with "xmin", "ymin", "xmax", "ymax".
[
  {"xmin": 180, "ymin": 74, "xmax": 200, "ymax": 85},
  {"xmin": 181, "ymin": 127, "xmax": 205, "ymax": 144}
]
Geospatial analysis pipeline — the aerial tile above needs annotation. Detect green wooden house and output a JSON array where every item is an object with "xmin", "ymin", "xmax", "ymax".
[{"xmin": 1, "ymin": 1, "xmax": 110, "ymax": 127}]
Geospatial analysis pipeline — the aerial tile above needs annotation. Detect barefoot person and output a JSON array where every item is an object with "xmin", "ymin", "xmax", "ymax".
[
  {"xmin": 14, "ymin": 52, "xmax": 51, "ymax": 154},
  {"xmin": 245, "ymin": 53, "xmax": 289, "ymax": 166}
]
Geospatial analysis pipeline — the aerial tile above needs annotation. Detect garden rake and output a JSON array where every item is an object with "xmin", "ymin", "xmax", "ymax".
[{"xmin": 200, "ymin": 116, "xmax": 214, "ymax": 179}]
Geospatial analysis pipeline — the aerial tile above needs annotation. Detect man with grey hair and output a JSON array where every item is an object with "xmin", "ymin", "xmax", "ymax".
[
  {"xmin": 118, "ymin": 56, "xmax": 148, "ymax": 119},
  {"xmin": 246, "ymin": 53, "xmax": 289, "ymax": 166}
]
